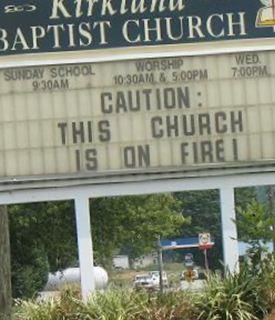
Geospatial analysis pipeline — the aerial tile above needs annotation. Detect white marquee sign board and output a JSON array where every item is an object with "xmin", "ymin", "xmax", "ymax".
[{"xmin": 0, "ymin": 50, "xmax": 274, "ymax": 182}]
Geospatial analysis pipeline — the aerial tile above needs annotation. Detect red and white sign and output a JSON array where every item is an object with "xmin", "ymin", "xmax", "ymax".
[{"xmin": 198, "ymin": 233, "xmax": 214, "ymax": 250}]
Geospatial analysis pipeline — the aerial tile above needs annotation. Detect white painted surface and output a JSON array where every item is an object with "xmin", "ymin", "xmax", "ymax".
[
  {"xmin": 0, "ymin": 171, "xmax": 275, "ymax": 204},
  {"xmin": 2, "ymin": 51, "xmax": 275, "ymax": 179},
  {"xmin": 44, "ymin": 267, "xmax": 108, "ymax": 291},
  {"xmin": 0, "ymin": 38, "xmax": 274, "ymax": 69},
  {"xmin": 133, "ymin": 253, "xmax": 158, "ymax": 269},
  {"xmin": 113, "ymin": 255, "xmax": 130, "ymax": 270},
  {"xmin": 74, "ymin": 195, "xmax": 95, "ymax": 301},
  {"xmin": 220, "ymin": 186, "xmax": 239, "ymax": 273}
]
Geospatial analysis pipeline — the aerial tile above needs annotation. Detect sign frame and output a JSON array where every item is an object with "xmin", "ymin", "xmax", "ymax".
[
  {"xmin": 0, "ymin": 39, "xmax": 275, "ymax": 189},
  {"xmin": 0, "ymin": 37, "xmax": 275, "ymax": 70}
]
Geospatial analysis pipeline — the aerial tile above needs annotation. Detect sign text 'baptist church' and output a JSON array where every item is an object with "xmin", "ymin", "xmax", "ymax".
[{"xmin": 0, "ymin": 0, "xmax": 275, "ymax": 55}]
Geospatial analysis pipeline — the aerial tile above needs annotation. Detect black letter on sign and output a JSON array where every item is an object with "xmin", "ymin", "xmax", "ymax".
[
  {"xmin": 57, "ymin": 122, "xmax": 68, "ymax": 145},
  {"xmin": 75, "ymin": 148, "xmax": 98, "ymax": 171},
  {"xmin": 123, "ymin": 145, "xmax": 151, "ymax": 168},
  {"xmin": 98, "ymin": 120, "xmax": 111, "ymax": 142},
  {"xmin": 86, "ymin": 149, "xmax": 98, "ymax": 170}
]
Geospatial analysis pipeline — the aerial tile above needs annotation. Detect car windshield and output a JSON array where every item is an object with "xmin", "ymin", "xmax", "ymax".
[{"xmin": 135, "ymin": 275, "xmax": 151, "ymax": 281}]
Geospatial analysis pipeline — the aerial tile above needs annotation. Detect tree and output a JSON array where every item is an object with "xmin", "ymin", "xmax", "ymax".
[
  {"xmin": 235, "ymin": 200, "xmax": 275, "ymax": 268},
  {"xmin": 174, "ymin": 190, "xmax": 222, "ymax": 269},
  {"xmin": 91, "ymin": 193, "xmax": 187, "ymax": 265},
  {"xmin": 174, "ymin": 187, "xmax": 257, "ymax": 269},
  {"xmin": 0, "ymin": 205, "xmax": 12, "ymax": 319},
  {"xmin": 235, "ymin": 187, "xmax": 257, "ymax": 211},
  {"xmin": 9, "ymin": 201, "xmax": 78, "ymax": 273},
  {"xmin": 9, "ymin": 201, "xmax": 77, "ymax": 298},
  {"xmin": 236, "ymin": 200, "xmax": 275, "ymax": 244},
  {"xmin": 8, "ymin": 194, "xmax": 186, "ymax": 296}
]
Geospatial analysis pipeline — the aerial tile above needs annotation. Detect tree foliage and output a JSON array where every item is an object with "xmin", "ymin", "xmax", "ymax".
[
  {"xmin": 9, "ymin": 201, "xmax": 78, "ymax": 272},
  {"xmin": 8, "ymin": 187, "xmax": 257, "ymax": 297},
  {"xmin": 9, "ymin": 201, "xmax": 77, "ymax": 298},
  {"xmin": 91, "ymin": 194, "xmax": 187, "ymax": 264},
  {"xmin": 174, "ymin": 190, "xmax": 222, "ymax": 269},
  {"xmin": 235, "ymin": 187, "xmax": 258, "ymax": 212},
  {"xmin": 236, "ymin": 200, "xmax": 275, "ymax": 244},
  {"xmin": 235, "ymin": 200, "xmax": 275, "ymax": 271},
  {"xmin": 9, "ymin": 194, "xmax": 186, "ymax": 296},
  {"xmin": 174, "ymin": 187, "xmax": 257, "ymax": 269}
]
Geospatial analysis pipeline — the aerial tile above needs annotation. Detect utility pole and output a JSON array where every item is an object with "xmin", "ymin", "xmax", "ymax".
[
  {"xmin": 0, "ymin": 205, "xmax": 12, "ymax": 320},
  {"xmin": 157, "ymin": 235, "xmax": 164, "ymax": 294}
]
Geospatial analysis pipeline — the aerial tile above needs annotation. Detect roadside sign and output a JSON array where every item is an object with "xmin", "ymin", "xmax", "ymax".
[
  {"xmin": 198, "ymin": 233, "xmax": 213, "ymax": 250},
  {"xmin": 184, "ymin": 253, "xmax": 194, "ymax": 267},
  {"xmin": 184, "ymin": 268, "xmax": 197, "ymax": 282}
]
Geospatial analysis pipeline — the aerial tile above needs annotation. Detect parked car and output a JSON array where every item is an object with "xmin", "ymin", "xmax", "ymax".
[
  {"xmin": 148, "ymin": 271, "xmax": 169, "ymax": 288},
  {"xmin": 134, "ymin": 274, "xmax": 155, "ymax": 289},
  {"xmin": 134, "ymin": 271, "xmax": 169, "ymax": 290}
]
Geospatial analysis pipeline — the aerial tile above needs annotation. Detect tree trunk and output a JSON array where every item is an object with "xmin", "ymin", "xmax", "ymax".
[
  {"xmin": 0, "ymin": 205, "xmax": 12, "ymax": 319},
  {"xmin": 268, "ymin": 186, "xmax": 275, "ymax": 252}
]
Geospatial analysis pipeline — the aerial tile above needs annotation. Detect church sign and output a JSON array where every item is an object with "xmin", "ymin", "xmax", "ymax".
[{"xmin": 0, "ymin": 0, "xmax": 274, "ymax": 56}]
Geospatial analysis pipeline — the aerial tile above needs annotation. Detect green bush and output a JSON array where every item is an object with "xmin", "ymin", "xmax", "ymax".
[
  {"xmin": 256, "ymin": 253, "xmax": 275, "ymax": 311},
  {"xmin": 13, "ymin": 254, "xmax": 275, "ymax": 320},
  {"xmin": 11, "ymin": 247, "xmax": 49, "ymax": 299},
  {"xmin": 196, "ymin": 266, "xmax": 269, "ymax": 320},
  {"xmin": 13, "ymin": 288, "xmax": 196, "ymax": 320},
  {"xmin": 197, "ymin": 275, "xmax": 258, "ymax": 320}
]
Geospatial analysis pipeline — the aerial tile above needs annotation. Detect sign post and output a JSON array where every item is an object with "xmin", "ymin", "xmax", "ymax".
[
  {"xmin": 220, "ymin": 186, "xmax": 239, "ymax": 274},
  {"xmin": 157, "ymin": 235, "xmax": 164, "ymax": 294},
  {"xmin": 74, "ymin": 195, "xmax": 95, "ymax": 301},
  {"xmin": 199, "ymin": 233, "xmax": 213, "ymax": 271},
  {"xmin": 203, "ymin": 249, "xmax": 209, "ymax": 272}
]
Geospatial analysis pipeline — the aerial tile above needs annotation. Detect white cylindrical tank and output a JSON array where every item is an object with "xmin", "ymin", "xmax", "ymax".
[{"xmin": 44, "ymin": 266, "xmax": 108, "ymax": 291}]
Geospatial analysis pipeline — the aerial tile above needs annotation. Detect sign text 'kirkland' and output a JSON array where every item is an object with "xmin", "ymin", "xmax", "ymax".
[{"xmin": 0, "ymin": 0, "xmax": 275, "ymax": 56}]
